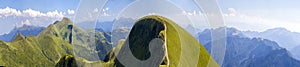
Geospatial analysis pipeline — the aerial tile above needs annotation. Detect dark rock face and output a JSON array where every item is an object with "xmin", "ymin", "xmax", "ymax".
[
  {"xmin": 55, "ymin": 54, "xmax": 78, "ymax": 67},
  {"xmin": 128, "ymin": 18, "xmax": 165, "ymax": 60},
  {"xmin": 68, "ymin": 25, "xmax": 73, "ymax": 43}
]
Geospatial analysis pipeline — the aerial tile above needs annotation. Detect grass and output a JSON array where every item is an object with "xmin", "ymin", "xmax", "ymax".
[
  {"xmin": 0, "ymin": 33, "xmax": 72, "ymax": 66},
  {"xmin": 0, "ymin": 16, "xmax": 218, "ymax": 67},
  {"xmin": 0, "ymin": 18, "xmax": 79, "ymax": 66},
  {"xmin": 63, "ymin": 15, "xmax": 219, "ymax": 67},
  {"xmin": 112, "ymin": 15, "xmax": 219, "ymax": 67}
]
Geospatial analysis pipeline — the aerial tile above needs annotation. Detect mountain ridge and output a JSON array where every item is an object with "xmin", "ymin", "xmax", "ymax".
[
  {"xmin": 113, "ymin": 15, "xmax": 218, "ymax": 67},
  {"xmin": 198, "ymin": 27, "xmax": 300, "ymax": 67},
  {"xmin": 0, "ymin": 17, "xmax": 112, "ymax": 66},
  {"xmin": 0, "ymin": 24, "xmax": 45, "ymax": 42}
]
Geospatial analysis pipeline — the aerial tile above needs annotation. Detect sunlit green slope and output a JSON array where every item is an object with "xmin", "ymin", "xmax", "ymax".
[
  {"xmin": 0, "ymin": 15, "xmax": 216, "ymax": 67},
  {"xmin": 0, "ymin": 30, "xmax": 73, "ymax": 66},
  {"xmin": 55, "ymin": 15, "xmax": 218, "ymax": 67},
  {"xmin": 113, "ymin": 15, "xmax": 219, "ymax": 67},
  {"xmin": 0, "ymin": 17, "xmax": 111, "ymax": 66}
]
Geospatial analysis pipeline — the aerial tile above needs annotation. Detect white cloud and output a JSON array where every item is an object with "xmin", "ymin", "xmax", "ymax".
[
  {"xmin": 222, "ymin": 7, "xmax": 300, "ymax": 32},
  {"xmin": 100, "ymin": 7, "xmax": 111, "ymax": 16},
  {"xmin": 94, "ymin": 8, "xmax": 99, "ymax": 13},
  {"xmin": 224, "ymin": 8, "xmax": 237, "ymax": 16},
  {"xmin": 22, "ymin": 9, "xmax": 44, "ymax": 17},
  {"xmin": 182, "ymin": 10, "xmax": 202, "ymax": 16},
  {"xmin": 228, "ymin": 8, "xmax": 236, "ymax": 14},
  {"xmin": 45, "ymin": 10, "xmax": 64, "ymax": 18},
  {"xmin": 178, "ymin": 7, "xmax": 300, "ymax": 33},
  {"xmin": 105, "ymin": 7, "xmax": 109, "ymax": 11},
  {"xmin": 0, "ymin": 7, "xmax": 78, "ymax": 34},
  {"xmin": 0, "ymin": 7, "xmax": 65, "ymax": 18},
  {"xmin": 0, "ymin": 7, "xmax": 22, "ymax": 17},
  {"xmin": 15, "ymin": 19, "xmax": 31, "ymax": 27},
  {"xmin": 148, "ymin": 13, "xmax": 156, "ymax": 15},
  {"xmin": 102, "ymin": 7, "xmax": 109, "ymax": 12},
  {"xmin": 21, "ymin": 19, "xmax": 31, "ymax": 25},
  {"xmin": 67, "ymin": 9, "xmax": 75, "ymax": 15},
  {"xmin": 103, "ymin": 12, "xmax": 111, "ymax": 16}
]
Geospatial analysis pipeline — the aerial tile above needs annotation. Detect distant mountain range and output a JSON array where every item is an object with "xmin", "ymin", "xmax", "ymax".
[
  {"xmin": 76, "ymin": 17, "xmax": 135, "ymax": 32},
  {"xmin": 198, "ymin": 27, "xmax": 300, "ymax": 67},
  {"xmin": 292, "ymin": 45, "xmax": 300, "ymax": 60},
  {"xmin": 0, "ymin": 25, "xmax": 45, "ymax": 42},
  {"xmin": 243, "ymin": 28, "xmax": 300, "ymax": 51},
  {"xmin": 243, "ymin": 28, "xmax": 300, "ymax": 60}
]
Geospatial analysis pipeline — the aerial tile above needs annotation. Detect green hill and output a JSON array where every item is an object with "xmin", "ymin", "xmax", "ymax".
[
  {"xmin": 55, "ymin": 15, "xmax": 218, "ymax": 67},
  {"xmin": 0, "ymin": 17, "xmax": 111, "ymax": 66},
  {"xmin": 0, "ymin": 16, "xmax": 217, "ymax": 67},
  {"xmin": 113, "ymin": 15, "xmax": 219, "ymax": 67},
  {"xmin": 0, "ymin": 18, "xmax": 76, "ymax": 66},
  {"xmin": 0, "ymin": 29, "xmax": 73, "ymax": 66},
  {"xmin": 39, "ymin": 17, "xmax": 112, "ymax": 61}
]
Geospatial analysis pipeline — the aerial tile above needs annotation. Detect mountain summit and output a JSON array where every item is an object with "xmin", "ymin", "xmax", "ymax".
[
  {"xmin": 0, "ymin": 17, "xmax": 112, "ymax": 66},
  {"xmin": 113, "ymin": 15, "xmax": 218, "ymax": 67}
]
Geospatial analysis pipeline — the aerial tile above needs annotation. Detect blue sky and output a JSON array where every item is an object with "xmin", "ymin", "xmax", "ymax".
[
  {"xmin": 217, "ymin": 0, "xmax": 300, "ymax": 32},
  {"xmin": 1, "ymin": 0, "xmax": 300, "ymax": 34},
  {"xmin": 0, "ymin": 0, "xmax": 79, "ymax": 12},
  {"xmin": 0, "ymin": 0, "xmax": 80, "ymax": 34}
]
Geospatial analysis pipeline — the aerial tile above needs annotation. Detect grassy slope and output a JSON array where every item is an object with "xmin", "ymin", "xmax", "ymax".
[
  {"xmin": 0, "ymin": 18, "xmax": 74, "ymax": 66},
  {"xmin": 0, "ymin": 16, "xmax": 217, "ymax": 67},
  {"xmin": 0, "ymin": 31, "xmax": 73, "ymax": 66},
  {"xmin": 140, "ymin": 15, "xmax": 218, "ymax": 67},
  {"xmin": 74, "ymin": 15, "xmax": 219, "ymax": 67},
  {"xmin": 0, "ymin": 17, "xmax": 112, "ymax": 66},
  {"xmin": 112, "ymin": 15, "xmax": 219, "ymax": 67}
]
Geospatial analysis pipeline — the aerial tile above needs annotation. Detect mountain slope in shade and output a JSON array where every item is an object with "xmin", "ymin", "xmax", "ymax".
[
  {"xmin": 243, "ymin": 28, "xmax": 300, "ymax": 61},
  {"xmin": 198, "ymin": 27, "xmax": 300, "ymax": 67},
  {"xmin": 241, "ymin": 48, "xmax": 300, "ymax": 67},
  {"xmin": 39, "ymin": 17, "xmax": 112, "ymax": 61},
  {"xmin": 291, "ymin": 45, "xmax": 300, "ymax": 60},
  {"xmin": 0, "ymin": 25, "xmax": 45, "ymax": 42},
  {"xmin": 55, "ymin": 54, "xmax": 78, "ymax": 67}
]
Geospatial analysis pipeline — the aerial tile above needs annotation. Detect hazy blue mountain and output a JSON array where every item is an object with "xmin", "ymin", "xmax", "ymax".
[
  {"xmin": 243, "ymin": 28, "xmax": 300, "ymax": 60},
  {"xmin": 197, "ymin": 27, "xmax": 247, "ymax": 45},
  {"xmin": 198, "ymin": 27, "xmax": 300, "ymax": 67},
  {"xmin": 111, "ymin": 27, "xmax": 130, "ymax": 47},
  {"xmin": 0, "ymin": 25, "xmax": 45, "ymax": 42},
  {"xmin": 97, "ymin": 17, "xmax": 135, "ymax": 32},
  {"xmin": 76, "ymin": 17, "xmax": 135, "ymax": 33},
  {"xmin": 76, "ymin": 21, "xmax": 113, "ymax": 32},
  {"xmin": 291, "ymin": 45, "xmax": 300, "ymax": 60},
  {"xmin": 184, "ymin": 24, "xmax": 198, "ymax": 37},
  {"xmin": 112, "ymin": 17, "xmax": 135, "ymax": 29},
  {"xmin": 97, "ymin": 21, "xmax": 114, "ymax": 32},
  {"xmin": 243, "ymin": 28, "xmax": 300, "ymax": 51}
]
